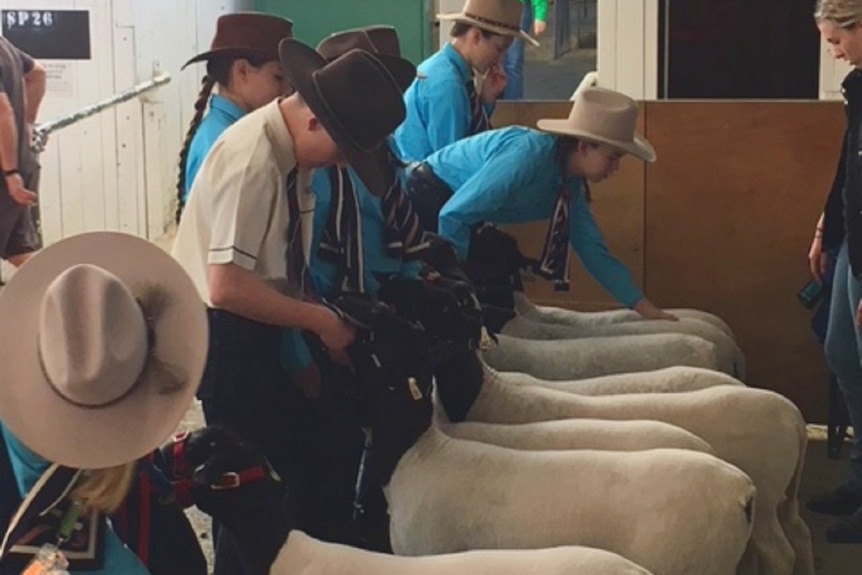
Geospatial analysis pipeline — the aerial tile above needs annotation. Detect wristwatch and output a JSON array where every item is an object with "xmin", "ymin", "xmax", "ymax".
[{"xmin": 2, "ymin": 169, "xmax": 19, "ymax": 178}]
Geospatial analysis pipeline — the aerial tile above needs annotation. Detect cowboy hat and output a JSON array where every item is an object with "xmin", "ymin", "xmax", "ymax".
[
  {"xmin": 438, "ymin": 0, "xmax": 539, "ymax": 47},
  {"xmin": 0, "ymin": 232, "xmax": 208, "ymax": 470},
  {"xmin": 536, "ymin": 86, "xmax": 656, "ymax": 162},
  {"xmin": 279, "ymin": 39, "xmax": 406, "ymax": 196},
  {"xmin": 316, "ymin": 26, "xmax": 417, "ymax": 92},
  {"xmin": 183, "ymin": 12, "xmax": 293, "ymax": 69}
]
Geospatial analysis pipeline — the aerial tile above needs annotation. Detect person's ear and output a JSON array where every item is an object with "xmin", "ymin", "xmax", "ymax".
[
  {"xmin": 307, "ymin": 115, "xmax": 321, "ymax": 132},
  {"xmin": 231, "ymin": 59, "xmax": 251, "ymax": 83}
]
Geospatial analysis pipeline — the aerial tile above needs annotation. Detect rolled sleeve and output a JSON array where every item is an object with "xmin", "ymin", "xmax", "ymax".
[{"xmin": 203, "ymin": 141, "xmax": 281, "ymax": 271}]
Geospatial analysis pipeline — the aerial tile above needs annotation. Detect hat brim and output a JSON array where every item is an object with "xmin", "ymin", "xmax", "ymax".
[
  {"xmin": 280, "ymin": 40, "xmax": 391, "ymax": 194},
  {"xmin": 536, "ymin": 119, "xmax": 657, "ymax": 162},
  {"xmin": 0, "ymin": 232, "xmax": 208, "ymax": 469},
  {"xmin": 437, "ymin": 12, "xmax": 540, "ymax": 47},
  {"xmin": 182, "ymin": 47, "xmax": 275, "ymax": 70}
]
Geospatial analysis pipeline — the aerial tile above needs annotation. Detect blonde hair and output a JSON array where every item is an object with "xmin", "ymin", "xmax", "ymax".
[
  {"xmin": 815, "ymin": 0, "xmax": 862, "ymax": 27},
  {"xmin": 72, "ymin": 462, "xmax": 137, "ymax": 514}
]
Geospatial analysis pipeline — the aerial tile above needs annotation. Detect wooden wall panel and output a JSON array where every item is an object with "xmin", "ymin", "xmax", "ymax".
[
  {"xmin": 493, "ymin": 101, "xmax": 647, "ymax": 311},
  {"xmin": 644, "ymin": 101, "xmax": 845, "ymax": 419}
]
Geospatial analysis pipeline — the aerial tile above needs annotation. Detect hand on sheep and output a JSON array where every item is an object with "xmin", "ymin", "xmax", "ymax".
[{"xmin": 633, "ymin": 297, "xmax": 679, "ymax": 321}]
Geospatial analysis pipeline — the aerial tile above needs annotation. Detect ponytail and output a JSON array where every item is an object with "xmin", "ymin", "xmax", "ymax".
[{"xmin": 176, "ymin": 75, "xmax": 216, "ymax": 223}]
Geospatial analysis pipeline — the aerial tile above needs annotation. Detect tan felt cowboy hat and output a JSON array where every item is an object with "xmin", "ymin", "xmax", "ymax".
[
  {"xmin": 438, "ymin": 0, "xmax": 539, "ymax": 47},
  {"xmin": 537, "ymin": 86, "xmax": 656, "ymax": 162},
  {"xmin": 316, "ymin": 26, "xmax": 417, "ymax": 92},
  {"xmin": 183, "ymin": 12, "xmax": 294, "ymax": 69},
  {"xmin": 0, "ymin": 232, "xmax": 207, "ymax": 470},
  {"xmin": 279, "ymin": 39, "xmax": 406, "ymax": 196}
]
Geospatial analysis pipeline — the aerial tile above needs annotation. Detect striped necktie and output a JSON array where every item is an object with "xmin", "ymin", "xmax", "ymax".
[
  {"xmin": 318, "ymin": 166, "xmax": 365, "ymax": 294},
  {"xmin": 380, "ymin": 152, "xmax": 430, "ymax": 261},
  {"xmin": 537, "ymin": 181, "xmax": 580, "ymax": 292},
  {"xmin": 285, "ymin": 168, "xmax": 314, "ymax": 297}
]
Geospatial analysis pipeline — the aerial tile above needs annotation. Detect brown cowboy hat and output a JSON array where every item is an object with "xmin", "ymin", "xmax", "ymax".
[
  {"xmin": 279, "ymin": 39, "xmax": 406, "ymax": 195},
  {"xmin": 537, "ymin": 86, "xmax": 656, "ymax": 162},
  {"xmin": 438, "ymin": 0, "xmax": 539, "ymax": 47},
  {"xmin": 0, "ymin": 232, "xmax": 207, "ymax": 469},
  {"xmin": 316, "ymin": 26, "xmax": 417, "ymax": 92},
  {"xmin": 183, "ymin": 12, "xmax": 294, "ymax": 69}
]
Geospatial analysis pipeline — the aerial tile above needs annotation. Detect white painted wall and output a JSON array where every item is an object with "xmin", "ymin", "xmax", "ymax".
[{"xmin": 0, "ymin": 0, "xmax": 252, "ymax": 252}]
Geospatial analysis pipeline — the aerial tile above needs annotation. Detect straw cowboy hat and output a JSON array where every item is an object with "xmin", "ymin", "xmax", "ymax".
[
  {"xmin": 279, "ymin": 39, "xmax": 406, "ymax": 195},
  {"xmin": 183, "ymin": 12, "xmax": 294, "ymax": 69},
  {"xmin": 0, "ymin": 232, "xmax": 208, "ymax": 470},
  {"xmin": 537, "ymin": 86, "xmax": 656, "ymax": 162},
  {"xmin": 438, "ymin": 0, "xmax": 539, "ymax": 47},
  {"xmin": 316, "ymin": 26, "xmax": 417, "ymax": 92}
]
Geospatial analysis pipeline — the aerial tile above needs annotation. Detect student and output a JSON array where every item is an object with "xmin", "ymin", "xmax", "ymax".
[
  {"xmin": 0, "ymin": 231, "xmax": 208, "ymax": 575},
  {"xmin": 806, "ymin": 0, "xmax": 862, "ymax": 544},
  {"xmin": 393, "ymin": 0, "xmax": 537, "ymax": 163},
  {"xmin": 0, "ymin": 37, "xmax": 46, "ymax": 267},
  {"xmin": 405, "ymin": 86, "xmax": 675, "ymax": 320},
  {"xmin": 170, "ymin": 39, "xmax": 406, "ymax": 549},
  {"xmin": 176, "ymin": 12, "xmax": 294, "ymax": 217},
  {"xmin": 501, "ymin": 0, "xmax": 548, "ymax": 100}
]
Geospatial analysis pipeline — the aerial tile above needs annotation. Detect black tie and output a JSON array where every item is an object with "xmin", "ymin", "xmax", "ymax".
[{"xmin": 466, "ymin": 76, "xmax": 491, "ymax": 135}]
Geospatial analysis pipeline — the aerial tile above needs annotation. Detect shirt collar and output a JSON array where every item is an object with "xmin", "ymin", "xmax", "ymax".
[
  {"xmin": 262, "ymin": 99, "xmax": 297, "ymax": 175},
  {"xmin": 442, "ymin": 42, "xmax": 473, "ymax": 84},
  {"xmin": 209, "ymin": 94, "xmax": 246, "ymax": 123}
]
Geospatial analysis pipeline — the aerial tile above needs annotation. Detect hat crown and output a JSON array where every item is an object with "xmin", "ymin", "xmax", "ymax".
[
  {"xmin": 210, "ymin": 12, "xmax": 293, "ymax": 57},
  {"xmin": 568, "ymin": 87, "xmax": 639, "ymax": 144},
  {"xmin": 39, "ymin": 264, "xmax": 148, "ymax": 408},
  {"xmin": 311, "ymin": 49, "xmax": 406, "ymax": 152},
  {"xmin": 460, "ymin": 0, "xmax": 524, "ymax": 32},
  {"xmin": 317, "ymin": 26, "xmax": 401, "ymax": 60}
]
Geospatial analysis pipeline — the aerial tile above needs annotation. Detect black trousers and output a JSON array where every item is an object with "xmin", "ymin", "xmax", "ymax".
[{"xmin": 403, "ymin": 163, "xmax": 455, "ymax": 234}]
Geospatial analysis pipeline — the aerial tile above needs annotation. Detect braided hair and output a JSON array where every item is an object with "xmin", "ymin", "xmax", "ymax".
[{"xmin": 175, "ymin": 54, "xmax": 268, "ymax": 223}]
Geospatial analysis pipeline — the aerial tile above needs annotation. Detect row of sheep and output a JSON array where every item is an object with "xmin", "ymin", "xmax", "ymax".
[{"xmin": 172, "ymin": 279, "xmax": 812, "ymax": 575}]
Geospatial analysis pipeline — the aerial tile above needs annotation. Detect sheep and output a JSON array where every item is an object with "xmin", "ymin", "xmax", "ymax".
[
  {"xmin": 501, "ymin": 364, "xmax": 745, "ymax": 397},
  {"xmin": 500, "ymin": 311, "xmax": 745, "ymax": 378},
  {"xmin": 482, "ymin": 332, "xmax": 726, "ymax": 379},
  {"xmin": 514, "ymin": 291, "xmax": 735, "ymax": 338},
  {"xmin": 273, "ymin": 530, "xmax": 657, "ymax": 575},
  {"xmin": 317, "ymin": 290, "xmax": 757, "ymax": 575},
  {"xmin": 453, "ymin": 356, "xmax": 813, "ymax": 575},
  {"xmin": 163, "ymin": 427, "xmax": 658, "ymax": 575},
  {"xmin": 378, "ymin": 278, "xmax": 813, "ymax": 575}
]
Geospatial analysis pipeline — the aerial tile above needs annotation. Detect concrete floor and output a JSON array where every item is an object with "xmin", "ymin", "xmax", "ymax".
[{"xmin": 799, "ymin": 432, "xmax": 862, "ymax": 574}]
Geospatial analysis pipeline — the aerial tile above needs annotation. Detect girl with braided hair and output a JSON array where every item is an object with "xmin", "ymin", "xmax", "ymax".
[{"xmin": 176, "ymin": 12, "xmax": 294, "ymax": 221}]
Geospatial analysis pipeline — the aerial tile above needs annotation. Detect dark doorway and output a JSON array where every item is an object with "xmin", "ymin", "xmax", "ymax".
[{"xmin": 658, "ymin": 0, "xmax": 820, "ymax": 99}]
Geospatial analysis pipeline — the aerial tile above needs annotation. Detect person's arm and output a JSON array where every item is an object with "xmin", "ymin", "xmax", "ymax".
[
  {"xmin": 438, "ymin": 148, "xmax": 533, "ymax": 260},
  {"xmin": 22, "ymin": 58, "xmax": 45, "ymax": 125},
  {"xmin": 532, "ymin": 0, "xmax": 548, "ymax": 33},
  {"xmin": 0, "ymin": 92, "xmax": 36, "ymax": 206},
  {"xmin": 208, "ymin": 263, "xmax": 354, "ymax": 353},
  {"xmin": 567, "ymin": 182, "xmax": 644, "ymax": 308}
]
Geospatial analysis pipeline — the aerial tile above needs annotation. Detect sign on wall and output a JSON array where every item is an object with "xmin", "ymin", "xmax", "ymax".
[{"xmin": 1, "ymin": 10, "xmax": 90, "ymax": 60}]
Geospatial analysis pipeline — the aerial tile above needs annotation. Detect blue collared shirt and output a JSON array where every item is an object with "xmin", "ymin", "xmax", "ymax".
[
  {"xmin": 309, "ymin": 168, "xmax": 422, "ymax": 296},
  {"xmin": 394, "ymin": 43, "xmax": 491, "ymax": 163},
  {"xmin": 182, "ymin": 94, "xmax": 247, "ymax": 202},
  {"xmin": 280, "ymin": 165, "xmax": 422, "ymax": 375},
  {"xmin": 427, "ymin": 127, "xmax": 643, "ymax": 307}
]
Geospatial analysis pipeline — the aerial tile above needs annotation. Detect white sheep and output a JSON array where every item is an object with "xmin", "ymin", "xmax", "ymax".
[
  {"xmin": 513, "ymin": 292, "xmax": 735, "ymax": 337},
  {"xmin": 482, "ymin": 332, "xmax": 726, "ymax": 379},
  {"xmin": 500, "ymin": 312, "xmax": 745, "ymax": 378},
  {"xmin": 272, "ymin": 530, "xmax": 657, "ymax": 575},
  {"xmin": 452, "ymin": 361, "xmax": 813, "ymax": 575},
  {"xmin": 503, "ymin": 365, "xmax": 745, "ymax": 397},
  {"xmin": 385, "ymin": 429, "xmax": 755, "ymax": 575}
]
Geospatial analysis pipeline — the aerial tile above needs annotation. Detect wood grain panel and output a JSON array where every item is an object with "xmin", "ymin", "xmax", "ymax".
[
  {"xmin": 492, "ymin": 101, "xmax": 647, "ymax": 310},
  {"xmin": 644, "ymin": 101, "xmax": 845, "ymax": 419}
]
